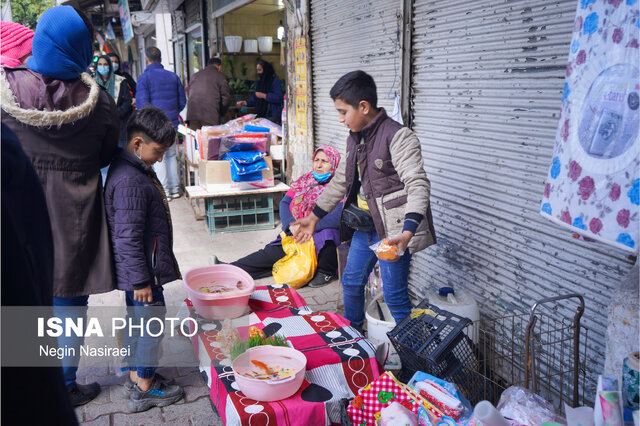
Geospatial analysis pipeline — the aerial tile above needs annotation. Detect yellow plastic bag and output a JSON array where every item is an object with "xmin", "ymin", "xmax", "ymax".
[{"xmin": 272, "ymin": 232, "xmax": 317, "ymax": 289}]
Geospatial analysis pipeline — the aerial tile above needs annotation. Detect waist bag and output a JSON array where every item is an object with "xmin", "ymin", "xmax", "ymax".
[{"xmin": 342, "ymin": 203, "xmax": 375, "ymax": 232}]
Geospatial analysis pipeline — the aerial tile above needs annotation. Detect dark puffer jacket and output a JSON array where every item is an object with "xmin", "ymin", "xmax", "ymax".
[
  {"xmin": 136, "ymin": 62, "xmax": 186, "ymax": 129},
  {"xmin": 104, "ymin": 148, "xmax": 181, "ymax": 291}
]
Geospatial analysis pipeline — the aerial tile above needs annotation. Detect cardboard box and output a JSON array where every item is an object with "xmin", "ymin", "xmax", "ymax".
[{"xmin": 199, "ymin": 156, "xmax": 274, "ymax": 191}]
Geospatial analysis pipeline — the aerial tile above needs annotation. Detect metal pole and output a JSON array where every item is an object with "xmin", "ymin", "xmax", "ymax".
[{"xmin": 400, "ymin": 0, "xmax": 413, "ymax": 128}]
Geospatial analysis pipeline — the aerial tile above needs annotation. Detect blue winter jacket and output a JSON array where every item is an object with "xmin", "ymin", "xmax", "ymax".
[
  {"xmin": 104, "ymin": 148, "xmax": 181, "ymax": 291},
  {"xmin": 136, "ymin": 63, "xmax": 186, "ymax": 129}
]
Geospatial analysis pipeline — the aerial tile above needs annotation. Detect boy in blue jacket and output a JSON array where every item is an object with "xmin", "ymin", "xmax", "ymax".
[{"xmin": 104, "ymin": 107, "xmax": 184, "ymax": 412}]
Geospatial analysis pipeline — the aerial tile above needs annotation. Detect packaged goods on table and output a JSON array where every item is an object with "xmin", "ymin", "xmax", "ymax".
[
  {"xmin": 222, "ymin": 151, "xmax": 268, "ymax": 182},
  {"xmin": 219, "ymin": 134, "xmax": 270, "ymax": 158}
]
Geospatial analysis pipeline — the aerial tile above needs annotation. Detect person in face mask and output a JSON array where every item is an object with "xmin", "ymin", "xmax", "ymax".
[
  {"xmin": 107, "ymin": 52, "xmax": 136, "ymax": 95},
  {"xmin": 106, "ymin": 52, "xmax": 136, "ymax": 148},
  {"xmin": 94, "ymin": 54, "xmax": 116, "ymax": 98},
  {"xmin": 212, "ymin": 146, "xmax": 343, "ymax": 288}
]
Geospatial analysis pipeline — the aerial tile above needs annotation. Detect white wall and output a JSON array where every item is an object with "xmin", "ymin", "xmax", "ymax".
[{"xmin": 155, "ymin": 12, "xmax": 174, "ymax": 69}]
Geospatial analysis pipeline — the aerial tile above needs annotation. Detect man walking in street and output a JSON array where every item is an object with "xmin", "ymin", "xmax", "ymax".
[
  {"xmin": 186, "ymin": 57, "xmax": 232, "ymax": 130},
  {"xmin": 136, "ymin": 46, "xmax": 186, "ymax": 199}
]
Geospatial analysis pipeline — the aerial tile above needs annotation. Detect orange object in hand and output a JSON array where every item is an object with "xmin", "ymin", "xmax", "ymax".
[{"xmin": 376, "ymin": 239, "xmax": 400, "ymax": 262}]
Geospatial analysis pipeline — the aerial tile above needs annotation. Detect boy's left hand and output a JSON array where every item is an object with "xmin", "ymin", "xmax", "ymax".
[
  {"xmin": 387, "ymin": 230, "xmax": 414, "ymax": 254},
  {"xmin": 133, "ymin": 285, "xmax": 153, "ymax": 303}
]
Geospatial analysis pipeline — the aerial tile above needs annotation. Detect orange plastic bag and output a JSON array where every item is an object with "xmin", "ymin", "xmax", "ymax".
[{"xmin": 272, "ymin": 232, "xmax": 317, "ymax": 289}]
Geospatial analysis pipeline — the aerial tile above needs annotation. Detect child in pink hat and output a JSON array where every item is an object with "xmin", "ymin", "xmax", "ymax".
[{"xmin": 1, "ymin": 21, "xmax": 34, "ymax": 67}]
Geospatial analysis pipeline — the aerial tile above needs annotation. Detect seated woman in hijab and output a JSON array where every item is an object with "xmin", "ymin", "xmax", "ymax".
[
  {"xmin": 214, "ymin": 146, "xmax": 342, "ymax": 288},
  {"xmin": 236, "ymin": 59, "xmax": 283, "ymax": 124}
]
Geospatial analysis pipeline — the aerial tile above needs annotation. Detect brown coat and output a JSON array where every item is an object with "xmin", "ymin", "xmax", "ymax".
[
  {"xmin": 186, "ymin": 64, "xmax": 232, "ymax": 125},
  {"xmin": 315, "ymin": 109, "xmax": 436, "ymax": 254},
  {"xmin": 1, "ymin": 67, "xmax": 119, "ymax": 297}
]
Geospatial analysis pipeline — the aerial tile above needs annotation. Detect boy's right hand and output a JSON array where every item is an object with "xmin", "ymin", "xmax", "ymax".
[
  {"xmin": 292, "ymin": 214, "xmax": 320, "ymax": 243},
  {"xmin": 133, "ymin": 285, "xmax": 153, "ymax": 303}
]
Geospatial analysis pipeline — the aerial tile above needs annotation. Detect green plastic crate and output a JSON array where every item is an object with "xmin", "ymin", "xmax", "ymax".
[{"xmin": 205, "ymin": 193, "xmax": 275, "ymax": 234}]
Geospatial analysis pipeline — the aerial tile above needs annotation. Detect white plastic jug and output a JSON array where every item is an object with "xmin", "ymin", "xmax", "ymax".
[
  {"xmin": 365, "ymin": 298, "xmax": 401, "ymax": 369},
  {"xmin": 427, "ymin": 287, "xmax": 480, "ymax": 344}
]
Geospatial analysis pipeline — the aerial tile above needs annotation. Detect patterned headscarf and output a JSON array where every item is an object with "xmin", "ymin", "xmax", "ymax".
[{"xmin": 287, "ymin": 145, "xmax": 341, "ymax": 220}]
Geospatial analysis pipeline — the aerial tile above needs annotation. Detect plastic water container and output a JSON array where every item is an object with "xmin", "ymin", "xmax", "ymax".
[
  {"xmin": 365, "ymin": 299, "xmax": 401, "ymax": 369},
  {"xmin": 427, "ymin": 287, "xmax": 480, "ymax": 344}
]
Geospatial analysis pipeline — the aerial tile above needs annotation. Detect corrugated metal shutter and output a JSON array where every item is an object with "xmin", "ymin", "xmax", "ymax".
[
  {"xmin": 185, "ymin": 0, "xmax": 200, "ymax": 28},
  {"xmin": 310, "ymin": 0, "xmax": 403, "ymax": 152},
  {"xmin": 409, "ymin": 0, "xmax": 634, "ymax": 389}
]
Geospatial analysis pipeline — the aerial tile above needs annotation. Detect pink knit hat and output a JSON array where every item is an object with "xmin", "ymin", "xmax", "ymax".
[{"xmin": 1, "ymin": 21, "xmax": 34, "ymax": 66}]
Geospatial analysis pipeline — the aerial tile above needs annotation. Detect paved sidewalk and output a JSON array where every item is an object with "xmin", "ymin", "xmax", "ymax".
[{"xmin": 75, "ymin": 196, "xmax": 341, "ymax": 425}]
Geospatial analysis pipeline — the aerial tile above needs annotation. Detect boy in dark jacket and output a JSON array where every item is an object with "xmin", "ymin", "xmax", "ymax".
[
  {"xmin": 104, "ymin": 107, "xmax": 184, "ymax": 412},
  {"xmin": 293, "ymin": 71, "xmax": 436, "ymax": 330}
]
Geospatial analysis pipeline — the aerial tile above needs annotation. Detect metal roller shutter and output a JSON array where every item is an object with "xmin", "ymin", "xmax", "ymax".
[
  {"xmin": 409, "ymin": 0, "xmax": 634, "ymax": 386},
  {"xmin": 185, "ymin": 0, "xmax": 200, "ymax": 28},
  {"xmin": 310, "ymin": 0, "xmax": 403, "ymax": 152}
]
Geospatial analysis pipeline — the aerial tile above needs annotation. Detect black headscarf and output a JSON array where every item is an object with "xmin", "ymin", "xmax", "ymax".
[
  {"xmin": 255, "ymin": 59, "xmax": 275, "ymax": 118},
  {"xmin": 107, "ymin": 52, "xmax": 136, "ymax": 96}
]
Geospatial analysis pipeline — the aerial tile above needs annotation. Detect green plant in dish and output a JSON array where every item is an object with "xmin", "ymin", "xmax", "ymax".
[{"xmin": 230, "ymin": 334, "xmax": 289, "ymax": 361}]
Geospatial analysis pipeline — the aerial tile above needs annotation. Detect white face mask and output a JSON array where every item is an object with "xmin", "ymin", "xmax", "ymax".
[{"xmin": 112, "ymin": 62, "xmax": 119, "ymax": 71}]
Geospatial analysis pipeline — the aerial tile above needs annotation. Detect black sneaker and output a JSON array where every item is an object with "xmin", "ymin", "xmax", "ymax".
[
  {"xmin": 127, "ymin": 378, "xmax": 184, "ymax": 413},
  {"xmin": 68, "ymin": 382, "xmax": 101, "ymax": 407},
  {"xmin": 122, "ymin": 373, "xmax": 176, "ymax": 397},
  {"xmin": 308, "ymin": 272, "xmax": 336, "ymax": 288}
]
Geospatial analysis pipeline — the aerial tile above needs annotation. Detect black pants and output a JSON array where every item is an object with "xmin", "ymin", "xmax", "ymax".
[{"xmin": 231, "ymin": 241, "xmax": 338, "ymax": 280}]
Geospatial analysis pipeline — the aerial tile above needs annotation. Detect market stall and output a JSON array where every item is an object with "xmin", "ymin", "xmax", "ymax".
[
  {"xmin": 184, "ymin": 281, "xmax": 383, "ymax": 425},
  {"xmin": 179, "ymin": 114, "xmax": 288, "ymax": 228},
  {"xmin": 179, "ymin": 258, "xmax": 637, "ymax": 425}
]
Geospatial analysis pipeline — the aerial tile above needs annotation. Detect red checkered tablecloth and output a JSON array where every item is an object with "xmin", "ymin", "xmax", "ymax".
[{"xmin": 186, "ymin": 284, "xmax": 383, "ymax": 425}]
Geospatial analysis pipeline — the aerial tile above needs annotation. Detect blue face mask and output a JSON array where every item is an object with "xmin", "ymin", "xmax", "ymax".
[
  {"xmin": 134, "ymin": 144, "xmax": 143, "ymax": 160},
  {"xmin": 312, "ymin": 171, "xmax": 332, "ymax": 183},
  {"xmin": 97, "ymin": 65, "xmax": 110, "ymax": 76}
]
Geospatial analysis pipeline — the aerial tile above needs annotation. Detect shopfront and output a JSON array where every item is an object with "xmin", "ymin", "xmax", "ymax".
[
  {"xmin": 186, "ymin": 24, "xmax": 204, "ymax": 78},
  {"xmin": 309, "ymin": 0, "xmax": 403, "ymax": 153},
  {"xmin": 306, "ymin": 0, "xmax": 635, "ymax": 388}
]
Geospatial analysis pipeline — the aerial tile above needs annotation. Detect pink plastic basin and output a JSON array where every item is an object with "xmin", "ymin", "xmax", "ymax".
[
  {"xmin": 232, "ymin": 345, "xmax": 307, "ymax": 402},
  {"xmin": 183, "ymin": 265, "xmax": 255, "ymax": 320}
]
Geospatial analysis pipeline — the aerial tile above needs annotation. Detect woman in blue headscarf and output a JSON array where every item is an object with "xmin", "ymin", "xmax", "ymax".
[{"xmin": 0, "ymin": 5, "xmax": 119, "ymax": 408}]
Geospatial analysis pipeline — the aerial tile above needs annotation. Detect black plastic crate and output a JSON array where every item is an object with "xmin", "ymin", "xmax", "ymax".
[{"xmin": 387, "ymin": 299, "xmax": 478, "ymax": 384}]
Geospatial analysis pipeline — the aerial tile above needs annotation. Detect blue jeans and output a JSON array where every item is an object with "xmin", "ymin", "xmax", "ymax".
[
  {"xmin": 100, "ymin": 166, "xmax": 109, "ymax": 186},
  {"xmin": 100, "ymin": 139, "xmax": 127, "ymax": 185},
  {"xmin": 123, "ymin": 288, "xmax": 166, "ymax": 379},
  {"xmin": 53, "ymin": 295, "xmax": 90, "ymax": 389},
  {"xmin": 341, "ymin": 230, "xmax": 413, "ymax": 328},
  {"xmin": 153, "ymin": 143, "xmax": 179, "ymax": 196}
]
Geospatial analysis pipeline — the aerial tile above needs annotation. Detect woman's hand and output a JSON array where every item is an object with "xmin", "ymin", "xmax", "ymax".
[
  {"xmin": 255, "ymin": 92, "xmax": 267, "ymax": 100},
  {"xmin": 387, "ymin": 230, "xmax": 414, "ymax": 254},
  {"xmin": 236, "ymin": 100, "xmax": 247, "ymax": 107},
  {"xmin": 289, "ymin": 222, "xmax": 300, "ymax": 236},
  {"xmin": 292, "ymin": 214, "xmax": 320, "ymax": 243},
  {"xmin": 133, "ymin": 285, "xmax": 153, "ymax": 303}
]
